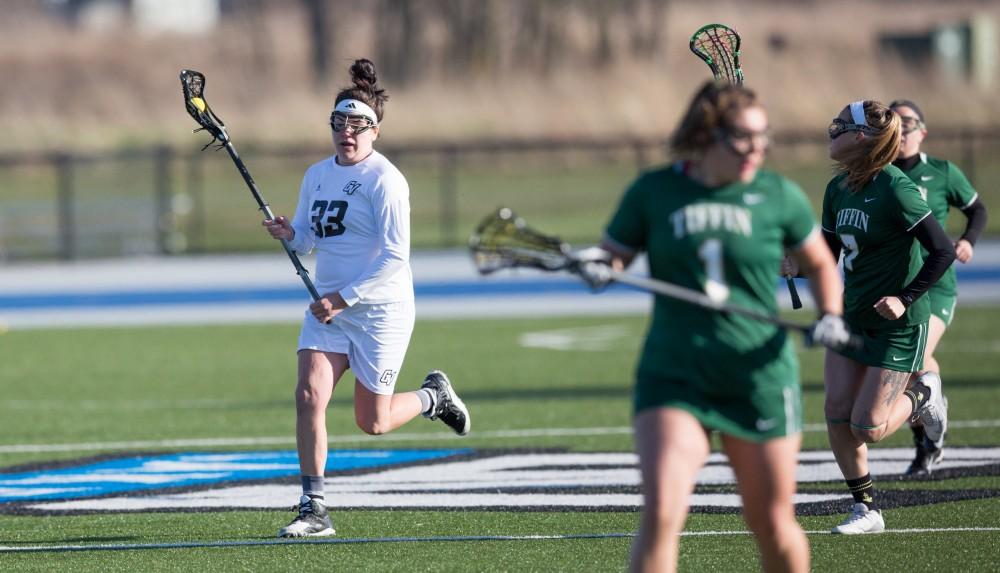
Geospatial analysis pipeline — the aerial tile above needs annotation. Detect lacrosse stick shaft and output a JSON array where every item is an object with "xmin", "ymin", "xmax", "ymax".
[
  {"xmin": 179, "ymin": 68, "xmax": 321, "ymax": 303},
  {"xmin": 607, "ymin": 269, "xmax": 810, "ymax": 335},
  {"xmin": 222, "ymin": 141, "xmax": 322, "ymax": 302},
  {"xmin": 605, "ymin": 269, "xmax": 861, "ymax": 349},
  {"xmin": 785, "ymin": 275, "xmax": 803, "ymax": 309},
  {"xmin": 466, "ymin": 207, "xmax": 858, "ymax": 349}
]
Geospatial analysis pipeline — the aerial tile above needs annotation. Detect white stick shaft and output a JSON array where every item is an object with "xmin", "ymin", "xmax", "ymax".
[{"xmin": 607, "ymin": 270, "xmax": 808, "ymax": 334}]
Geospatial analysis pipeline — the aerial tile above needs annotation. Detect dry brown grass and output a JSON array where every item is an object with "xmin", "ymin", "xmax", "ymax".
[{"xmin": 1, "ymin": 0, "xmax": 998, "ymax": 153}]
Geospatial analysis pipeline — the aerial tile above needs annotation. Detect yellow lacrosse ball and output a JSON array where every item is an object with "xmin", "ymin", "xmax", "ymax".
[{"xmin": 190, "ymin": 97, "xmax": 206, "ymax": 112}]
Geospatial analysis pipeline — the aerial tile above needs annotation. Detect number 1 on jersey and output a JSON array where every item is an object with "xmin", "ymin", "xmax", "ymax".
[{"xmin": 697, "ymin": 238, "xmax": 731, "ymax": 303}]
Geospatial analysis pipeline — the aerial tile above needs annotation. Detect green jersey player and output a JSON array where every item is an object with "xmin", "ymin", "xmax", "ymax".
[
  {"xmin": 818, "ymin": 100, "xmax": 956, "ymax": 535},
  {"xmin": 601, "ymin": 81, "xmax": 845, "ymax": 573},
  {"xmin": 889, "ymin": 99, "xmax": 988, "ymax": 476}
]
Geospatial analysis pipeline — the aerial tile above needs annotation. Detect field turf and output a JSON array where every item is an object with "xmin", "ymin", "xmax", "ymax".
[{"xmin": 0, "ymin": 308, "xmax": 998, "ymax": 571}]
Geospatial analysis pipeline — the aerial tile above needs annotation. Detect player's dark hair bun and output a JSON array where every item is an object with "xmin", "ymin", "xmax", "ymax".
[{"xmin": 350, "ymin": 59, "xmax": 387, "ymax": 104}]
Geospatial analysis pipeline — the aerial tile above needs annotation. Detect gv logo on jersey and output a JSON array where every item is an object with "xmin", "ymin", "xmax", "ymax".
[
  {"xmin": 379, "ymin": 369, "xmax": 397, "ymax": 385},
  {"xmin": 343, "ymin": 180, "xmax": 362, "ymax": 195}
]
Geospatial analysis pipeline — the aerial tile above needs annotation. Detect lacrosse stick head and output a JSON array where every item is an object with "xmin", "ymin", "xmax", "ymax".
[
  {"xmin": 179, "ymin": 69, "xmax": 230, "ymax": 145},
  {"xmin": 689, "ymin": 24, "xmax": 744, "ymax": 85},
  {"xmin": 468, "ymin": 207, "xmax": 573, "ymax": 275}
]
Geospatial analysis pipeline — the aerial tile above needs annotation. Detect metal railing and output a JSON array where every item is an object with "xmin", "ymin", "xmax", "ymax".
[{"xmin": 1, "ymin": 129, "xmax": 997, "ymax": 261}]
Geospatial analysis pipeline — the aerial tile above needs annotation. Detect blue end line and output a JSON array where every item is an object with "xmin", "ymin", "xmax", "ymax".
[{"xmin": 2, "ymin": 267, "xmax": 998, "ymax": 311}]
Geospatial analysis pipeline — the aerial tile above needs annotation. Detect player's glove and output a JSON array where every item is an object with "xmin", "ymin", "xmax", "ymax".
[
  {"xmin": 808, "ymin": 314, "xmax": 852, "ymax": 351},
  {"xmin": 572, "ymin": 246, "xmax": 614, "ymax": 291}
]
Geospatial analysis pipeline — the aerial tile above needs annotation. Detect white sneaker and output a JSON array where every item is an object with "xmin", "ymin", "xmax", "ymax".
[
  {"xmin": 277, "ymin": 495, "xmax": 335, "ymax": 538},
  {"xmin": 831, "ymin": 503, "xmax": 885, "ymax": 534},
  {"xmin": 914, "ymin": 372, "xmax": 948, "ymax": 445},
  {"xmin": 927, "ymin": 396, "xmax": 949, "ymax": 450}
]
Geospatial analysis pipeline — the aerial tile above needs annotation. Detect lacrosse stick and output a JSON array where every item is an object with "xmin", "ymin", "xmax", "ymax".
[
  {"xmin": 179, "ymin": 69, "xmax": 322, "ymax": 303},
  {"xmin": 689, "ymin": 24, "xmax": 802, "ymax": 309},
  {"xmin": 689, "ymin": 24, "xmax": 744, "ymax": 85},
  {"xmin": 469, "ymin": 208, "xmax": 858, "ymax": 350}
]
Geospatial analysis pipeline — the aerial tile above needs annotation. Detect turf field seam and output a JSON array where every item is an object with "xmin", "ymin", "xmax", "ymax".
[
  {"xmin": 1, "ymin": 419, "xmax": 998, "ymax": 453},
  {"xmin": 3, "ymin": 528, "xmax": 1000, "ymax": 554}
]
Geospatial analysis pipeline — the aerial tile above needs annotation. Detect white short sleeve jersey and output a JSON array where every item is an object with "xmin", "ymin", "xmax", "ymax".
[{"xmin": 287, "ymin": 150, "xmax": 414, "ymax": 305}]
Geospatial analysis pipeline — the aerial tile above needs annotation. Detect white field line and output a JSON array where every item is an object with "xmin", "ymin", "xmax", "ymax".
[
  {"xmin": 2, "ymin": 528, "xmax": 999, "ymax": 554},
  {"xmin": 2, "ymin": 420, "xmax": 999, "ymax": 454}
]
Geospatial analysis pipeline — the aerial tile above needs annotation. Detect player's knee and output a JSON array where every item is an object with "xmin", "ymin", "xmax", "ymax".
[
  {"xmin": 851, "ymin": 425, "xmax": 886, "ymax": 444},
  {"xmin": 745, "ymin": 506, "xmax": 794, "ymax": 542},
  {"xmin": 355, "ymin": 414, "xmax": 390, "ymax": 435},
  {"xmin": 641, "ymin": 498, "xmax": 685, "ymax": 533},
  {"xmin": 295, "ymin": 385, "xmax": 324, "ymax": 412},
  {"xmin": 746, "ymin": 516, "xmax": 779, "ymax": 543}
]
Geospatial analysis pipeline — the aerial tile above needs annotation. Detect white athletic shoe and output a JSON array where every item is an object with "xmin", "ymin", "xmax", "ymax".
[
  {"xmin": 831, "ymin": 503, "xmax": 885, "ymax": 534},
  {"xmin": 278, "ymin": 495, "xmax": 335, "ymax": 538},
  {"xmin": 914, "ymin": 372, "xmax": 948, "ymax": 445}
]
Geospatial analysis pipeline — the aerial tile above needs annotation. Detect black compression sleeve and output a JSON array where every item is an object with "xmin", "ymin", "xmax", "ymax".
[
  {"xmin": 959, "ymin": 199, "xmax": 988, "ymax": 246},
  {"xmin": 899, "ymin": 216, "xmax": 957, "ymax": 307}
]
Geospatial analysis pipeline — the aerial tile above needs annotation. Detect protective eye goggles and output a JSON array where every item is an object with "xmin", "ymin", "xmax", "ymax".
[
  {"xmin": 330, "ymin": 112, "xmax": 376, "ymax": 135},
  {"xmin": 714, "ymin": 127, "xmax": 770, "ymax": 155},
  {"xmin": 828, "ymin": 118, "xmax": 878, "ymax": 140},
  {"xmin": 899, "ymin": 116, "xmax": 925, "ymax": 134}
]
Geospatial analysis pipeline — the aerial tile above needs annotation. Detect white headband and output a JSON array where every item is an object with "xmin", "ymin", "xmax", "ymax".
[
  {"xmin": 849, "ymin": 101, "xmax": 867, "ymax": 126},
  {"xmin": 334, "ymin": 99, "xmax": 379, "ymax": 125}
]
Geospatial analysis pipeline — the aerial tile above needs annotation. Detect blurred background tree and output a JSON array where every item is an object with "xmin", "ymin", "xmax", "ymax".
[
  {"xmin": 1, "ymin": 0, "xmax": 998, "ymax": 259},
  {"xmin": 2, "ymin": 0, "xmax": 995, "ymax": 151}
]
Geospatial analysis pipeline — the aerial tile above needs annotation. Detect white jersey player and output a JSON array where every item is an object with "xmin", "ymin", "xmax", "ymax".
[
  {"xmin": 262, "ymin": 59, "xmax": 470, "ymax": 539},
  {"xmin": 288, "ymin": 150, "xmax": 413, "ymax": 308}
]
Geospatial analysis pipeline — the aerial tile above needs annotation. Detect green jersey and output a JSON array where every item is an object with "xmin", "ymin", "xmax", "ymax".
[
  {"xmin": 821, "ymin": 165, "xmax": 932, "ymax": 329},
  {"xmin": 605, "ymin": 163, "xmax": 816, "ymax": 395},
  {"xmin": 897, "ymin": 153, "xmax": 979, "ymax": 295}
]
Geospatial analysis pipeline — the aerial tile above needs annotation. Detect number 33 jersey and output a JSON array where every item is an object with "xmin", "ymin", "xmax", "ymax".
[
  {"xmin": 288, "ymin": 151, "xmax": 414, "ymax": 306},
  {"xmin": 822, "ymin": 165, "xmax": 931, "ymax": 329},
  {"xmin": 604, "ymin": 163, "xmax": 816, "ymax": 390}
]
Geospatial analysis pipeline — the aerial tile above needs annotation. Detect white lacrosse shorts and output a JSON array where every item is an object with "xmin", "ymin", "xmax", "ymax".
[{"xmin": 297, "ymin": 299, "xmax": 415, "ymax": 395}]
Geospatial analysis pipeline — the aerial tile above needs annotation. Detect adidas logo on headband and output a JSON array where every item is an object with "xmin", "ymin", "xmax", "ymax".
[{"xmin": 334, "ymin": 99, "xmax": 378, "ymax": 125}]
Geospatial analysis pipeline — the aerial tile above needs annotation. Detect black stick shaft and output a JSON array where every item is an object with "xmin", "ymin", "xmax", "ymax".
[
  {"xmin": 223, "ymin": 141, "xmax": 322, "ymax": 302},
  {"xmin": 785, "ymin": 275, "xmax": 803, "ymax": 309}
]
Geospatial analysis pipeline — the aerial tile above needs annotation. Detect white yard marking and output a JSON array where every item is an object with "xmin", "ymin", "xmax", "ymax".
[
  {"xmin": 22, "ymin": 448, "xmax": 1000, "ymax": 513},
  {"xmin": 2, "ymin": 528, "xmax": 999, "ymax": 554},
  {"xmin": 518, "ymin": 325, "xmax": 630, "ymax": 351}
]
